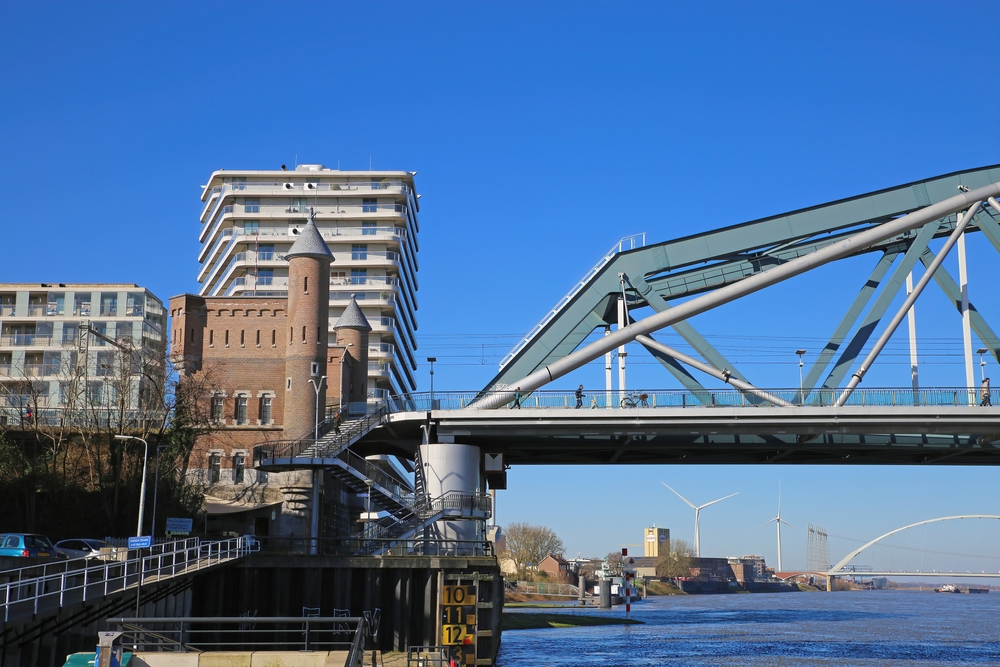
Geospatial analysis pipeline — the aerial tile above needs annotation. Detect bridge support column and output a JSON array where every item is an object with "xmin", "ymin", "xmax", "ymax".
[
  {"xmin": 827, "ymin": 575, "xmax": 835, "ymax": 592},
  {"xmin": 417, "ymin": 442, "xmax": 482, "ymax": 548}
]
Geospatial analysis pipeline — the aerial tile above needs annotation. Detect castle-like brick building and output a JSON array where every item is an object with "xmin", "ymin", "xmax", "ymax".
[{"xmin": 169, "ymin": 212, "xmax": 371, "ymax": 539}]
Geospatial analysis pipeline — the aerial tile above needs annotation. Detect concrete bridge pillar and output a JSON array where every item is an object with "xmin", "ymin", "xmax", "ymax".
[{"xmin": 417, "ymin": 442, "xmax": 482, "ymax": 547}]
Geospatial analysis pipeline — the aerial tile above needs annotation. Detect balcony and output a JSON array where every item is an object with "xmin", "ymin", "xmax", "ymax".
[
  {"xmin": 330, "ymin": 276, "xmax": 399, "ymax": 288},
  {"xmin": 331, "ymin": 291, "xmax": 395, "ymax": 304},
  {"xmin": 224, "ymin": 277, "xmax": 290, "ymax": 297},
  {"xmin": 369, "ymin": 342, "xmax": 395, "ymax": 357},
  {"xmin": 370, "ymin": 316, "xmax": 395, "ymax": 332},
  {"xmin": 344, "ymin": 250, "xmax": 401, "ymax": 264},
  {"xmin": 22, "ymin": 364, "xmax": 59, "ymax": 377},
  {"xmin": 26, "ymin": 305, "xmax": 47, "ymax": 317},
  {"xmin": 368, "ymin": 360, "xmax": 391, "ymax": 377},
  {"xmin": 0, "ymin": 334, "xmax": 53, "ymax": 346},
  {"xmin": 0, "ymin": 305, "xmax": 14, "ymax": 316}
]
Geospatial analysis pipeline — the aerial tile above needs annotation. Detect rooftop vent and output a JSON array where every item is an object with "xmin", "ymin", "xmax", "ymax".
[{"xmin": 295, "ymin": 164, "xmax": 326, "ymax": 172}]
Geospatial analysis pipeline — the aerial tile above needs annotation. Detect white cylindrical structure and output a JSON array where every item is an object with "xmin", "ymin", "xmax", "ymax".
[
  {"xmin": 958, "ymin": 230, "xmax": 975, "ymax": 393},
  {"xmin": 418, "ymin": 443, "xmax": 481, "ymax": 543},
  {"xmin": 906, "ymin": 273, "xmax": 919, "ymax": 397}
]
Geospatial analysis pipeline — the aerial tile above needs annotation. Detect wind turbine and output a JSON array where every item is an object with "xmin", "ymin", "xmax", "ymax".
[
  {"xmin": 755, "ymin": 483, "xmax": 794, "ymax": 572},
  {"xmin": 661, "ymin": 482, "xmax": 738, "ymax": 558}
]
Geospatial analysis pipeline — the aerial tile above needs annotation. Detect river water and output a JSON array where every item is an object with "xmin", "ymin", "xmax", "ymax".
[{"xmin": 497, "ymin": 590, "xmax": 1000, "ymax": 666}]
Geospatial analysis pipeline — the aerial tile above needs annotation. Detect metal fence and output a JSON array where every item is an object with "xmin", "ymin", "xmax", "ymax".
[
  {"xmin": 1, "ymin": 536, "xmax": 256, "ymax": 623},
  {"xmin": 251, "ymin": 536, "xmax": 494, "ymax": 558},
  {"xmin": 107, "ymin": 616, "xmax": 369, "ymax": 658}
]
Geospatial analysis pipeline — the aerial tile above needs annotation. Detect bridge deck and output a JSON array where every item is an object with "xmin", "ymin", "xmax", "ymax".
[{"xmin": 356, "ymin": 406, "xmax": 1000, "ymax": 466}]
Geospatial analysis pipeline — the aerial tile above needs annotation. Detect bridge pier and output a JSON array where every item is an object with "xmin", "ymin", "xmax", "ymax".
[{"xmin": 418, "ymin": 442, "xmax": 483, "ymax": 546}]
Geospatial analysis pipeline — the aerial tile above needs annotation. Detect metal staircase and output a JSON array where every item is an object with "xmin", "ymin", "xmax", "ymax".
[{"xmin": 358, "ymin": 492, "xmax": 492, "ymax": 555}]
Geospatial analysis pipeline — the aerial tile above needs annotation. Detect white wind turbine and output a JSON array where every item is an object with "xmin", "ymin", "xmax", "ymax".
[
  {"xmin": 755, "ymin": 483, "xmax": 794, "ymax": 572},
  {"xmin": 661, "ymin": 482, "xmax": 739, "ymax": 558}
]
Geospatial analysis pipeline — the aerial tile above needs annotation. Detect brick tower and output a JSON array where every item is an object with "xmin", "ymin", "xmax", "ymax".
[
  {"xmin": 333, "ymin": 296, "xmax": 372, "ymax": 409},
  {"xmin": 284, "ymin": 208, "xmax": 333, "ymax": 441}
]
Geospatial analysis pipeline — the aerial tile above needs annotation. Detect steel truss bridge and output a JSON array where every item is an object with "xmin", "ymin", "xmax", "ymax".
[{"xmin": 256, "ymin": 165, "xmax": 1000, "ymax": 471}]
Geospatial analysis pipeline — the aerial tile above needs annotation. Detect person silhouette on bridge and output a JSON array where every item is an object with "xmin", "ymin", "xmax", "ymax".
[
  {"xmin": 982, "ymin": 378, "xmax": 991, "ymax": 407},
  {"xmin": 512, "ymin": 387, "xmax": 522, "ymax": 409},
  {"xmin": 575, "ymin": 384, "xmax": 584, "ymax": 408}
]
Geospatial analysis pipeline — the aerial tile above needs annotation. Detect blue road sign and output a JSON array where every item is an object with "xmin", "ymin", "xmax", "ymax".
[{"xmin": 128, "ymin": 536, "xmax": 152, "ymax": 549}]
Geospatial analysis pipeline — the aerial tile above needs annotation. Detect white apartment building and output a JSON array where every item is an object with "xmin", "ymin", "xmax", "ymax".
[
  {"xmin": 0, "ymin": 283, "xmax": 166, "ymax": 420},
  {"xmin": 196, "ymin": 165, "xmax": 420, "ymax": 397}
]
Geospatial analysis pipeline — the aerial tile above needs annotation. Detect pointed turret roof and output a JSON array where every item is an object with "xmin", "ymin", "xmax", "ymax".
[
  {"xmin": 334, "ymin": 296, "xmax": 372, "ymax": 331},
  {"xmin": 285, "ymin": 208, "xmax": 333, "ymax": 261}
]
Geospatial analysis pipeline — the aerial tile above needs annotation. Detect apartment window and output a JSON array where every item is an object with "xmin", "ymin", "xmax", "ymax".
[
  {"xmin": 209, "ymin": 454, "xmax": 221, "ymax": 484},
  {"xmin": 100, "ymin": 293, "xmax": 117, "ymax": 317},
  {"xmin": 74, "ymin": 295, "xmax": 91, "ymax": 316},
  {"xmin": 331, "ymin": 271, "xmax": 346, "ymax": 284},
  {"xmin": 352, "ymin": 244, "xmax": 368, "ymax": 260},
  {"xmin": 126, "ymin": 292, "xmax": 144, "ymax": 317},
  {"xmin": 260, "ymin": 395, "xmax": 272, "ymax": 424},
  {"xmin": 258, "ymin": 269, "xmax": 274, "ymax": 286},
  {"xmin": 258, "ymin": 470, "xmax": 269, "ymax": 484},
  {"xmin": 233, "ymin": 454, "xmax": 245, "ymax": 484},
  {"xmin": 291, "ymin": 198, "xmax": 308, "ymax": 213},
  {"xmin": 235, "ymin": 395, "xmax": 248, "ymax": 425},
  {"xmin": 362, "ymin": 198, "xmax": 377, "ymax": 213},
  {"xmin": 211, "ymin": 395, "xmax": 224, "ymax": 422},
  {"xmin": 351, "ymin": 269, "xmax": 367, "ymax": 285},
  {"xmin": 257, "ymin": 244, "xmax": 274, "ymax": 261},
  {"xmin": 233, "ymin": 178, "xmax": 246, "ymax": 191},
  {"xmin": 362, "ymin": 221, "xmax": 377, "ymax": 235},
  {"xmin": 244, "ymin": 221, "xmax": 260, "ymax": 234},
  {"xmin": 245, "ymin": 199, "xmax": 260, "ymax": 213}
]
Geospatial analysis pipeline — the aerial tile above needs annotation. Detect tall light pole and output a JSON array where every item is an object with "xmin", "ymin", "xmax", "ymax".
[
  {"xmin": 427, "ymin": 357, "xmax": 436, "ymax": 409},
  {"xmin": 308, "ymin": 376, "xmax": 327, "ymax": 441},
  {"xmin": 115, "ymin": 435, "xmax": 149, "ymax": 537},
  {"xmin": 150, "ymin": 445, "xmax": 166, "ymax": 538},
  {"xmin": 364, "ymin": 478, "xmax": 375, "ymax": 551},
  {"xmin": 795, "ymin": 349, "xmax": 806, "ymax": 405},
  {"xmin": 978, "ymin": 348, "xmax": 989, "ymax": 382}
]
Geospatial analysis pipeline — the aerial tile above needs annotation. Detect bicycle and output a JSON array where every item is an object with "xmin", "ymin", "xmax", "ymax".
[{"xmin": 620, "ymin": 392, "xmax": 649, "ymax": 408}]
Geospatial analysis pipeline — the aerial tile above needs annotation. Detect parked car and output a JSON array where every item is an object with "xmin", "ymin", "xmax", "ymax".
[
  {"xmin": 54, "ymin": 539, "xmax": 120, "ymax": 561},
  {"xmin": 0, "ymin": 533, "xmax": 68, "ymax": 559}
]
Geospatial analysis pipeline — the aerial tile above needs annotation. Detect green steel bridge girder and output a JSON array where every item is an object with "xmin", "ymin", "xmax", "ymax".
[{"xmin": 485, "ymin": 165, "xmax": 1000, "ymax": 393}]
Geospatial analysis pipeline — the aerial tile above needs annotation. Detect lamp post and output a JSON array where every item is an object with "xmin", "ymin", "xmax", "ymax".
[
  {"xmin": 978, "ymin": 348, "xmax": 989, "ymax": 382},
  {"xmin": 150, "ymin": 445, "xmax": 167, "ymax": 538},
  {"xmin": 427, "ymin": 357, "xmax": 436, "ymax": 409},
  {"xmin": 363, "ymin": 478, "xmax": 375, "ymax": 552},
  {"xmin": 114, "ymin": 435, "xmax": 149, "ymax": 537},
  {"xmin": 795, "ymin": 349, "xmax": 806, "ymax": 405},
  {"xmin": 308, "ymin": 376, "xmax": 327, "ymax": 441}
]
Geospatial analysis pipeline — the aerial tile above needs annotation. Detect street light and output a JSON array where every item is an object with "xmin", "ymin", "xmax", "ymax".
[
  {"xmin": 363, "ymin": 478, "xmax": 375, "ymax": 550},
  {"xmin": 308, "ymin": 376, "xmax": 327, "ymax": 441},
  {"xmin": 795, "ymin": 349, "xmax": 807, "ymax": 404},
  {"xmin": 114, "ymin": 435, "xmax": 149, "ymax": 537},
  {"xmin": 978, "ymin": 348, "xmax": 989, "ymax": 382},
  {"xmin": 427, "ymin": 357, "xmax": 436, "ymax": 409},
  {"xmin": 150, "ymin": 445, "xmax": 167, "ymax": 538}
]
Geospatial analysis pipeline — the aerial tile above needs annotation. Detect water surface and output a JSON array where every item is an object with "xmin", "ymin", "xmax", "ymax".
[{"xmin": 497, "ymin": 590, "xmax": 1000, "ymax": 666}]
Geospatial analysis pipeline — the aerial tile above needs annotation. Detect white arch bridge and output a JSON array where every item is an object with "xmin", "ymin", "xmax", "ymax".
[{"xmin": 828, "ymin": 515, "xmax": 1000, "ymax": 578}]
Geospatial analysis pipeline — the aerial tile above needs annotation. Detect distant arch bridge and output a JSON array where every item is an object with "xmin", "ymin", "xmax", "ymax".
[{"xmin": 827, "ymin": 515, "xmax": 1000, "ymax": 578}]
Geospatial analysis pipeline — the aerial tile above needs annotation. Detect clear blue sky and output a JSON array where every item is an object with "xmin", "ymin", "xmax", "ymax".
[{"xmin": 3, "ymin": 2, "xmax": 1000, "ymax": 568}]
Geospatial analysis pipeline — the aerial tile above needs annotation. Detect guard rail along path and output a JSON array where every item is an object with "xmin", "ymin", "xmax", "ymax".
[{"xmin": 2, "ymin": 536, "xmax": 258, "ymax": 624}]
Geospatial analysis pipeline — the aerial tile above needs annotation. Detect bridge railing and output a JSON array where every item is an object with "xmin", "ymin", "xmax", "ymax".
[
  {"xmin": 251, "ymin": 536, "xmax": 494, "ymax": 558},
  {"xmin": 387, "ymin": 387, "xmax": 996, "ymax": 411},
  {"xmin": 1, "ymin": 536, "xmax": 256, "ymax": 623}
]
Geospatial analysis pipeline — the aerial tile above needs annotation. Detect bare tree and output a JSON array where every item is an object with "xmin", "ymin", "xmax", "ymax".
[
  {"xmin": 656, "ymin": 538, "xmax": 693, "ymax": 578},
  {"xmin": 501, "ymin": 522, "xmax": 565, "ymax": 574}
]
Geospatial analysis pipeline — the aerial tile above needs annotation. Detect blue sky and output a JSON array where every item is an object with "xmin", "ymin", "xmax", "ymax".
[{"xmin": 3, "ymin": 2, "xmax": 1000, "ymax": 569}]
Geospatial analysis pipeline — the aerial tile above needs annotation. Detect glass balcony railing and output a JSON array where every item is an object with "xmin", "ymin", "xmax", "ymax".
[
  {"xmin": 27, "ymin": 305, "xmax": 47, "ymax": 316},
  {"xmin": 0, "ymin": 334, "xmax": 53, "ymax": 346},
  {"xmin": 330, "ymin": 276, "xmax": 399, "ymax": 287},
  {"xmin": 0, "ymin": 305, "xmax": 14, "ymax": 316}
]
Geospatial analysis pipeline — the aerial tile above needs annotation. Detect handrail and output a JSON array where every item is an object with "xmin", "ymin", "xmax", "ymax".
[
  {"xmin": 2, "ymin": 537, "xmax": 257, "ymax": 623},
  {"xmin": 499, "ymin": 233, "xmax": 645, "ymax": 369},
  {"xmin": 382, "ymin": 387, "xmax": 999, "ymax": 412},
  {"xmin": 108, "ymin": 615, "xmax": 368, "ymax": 654}
]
